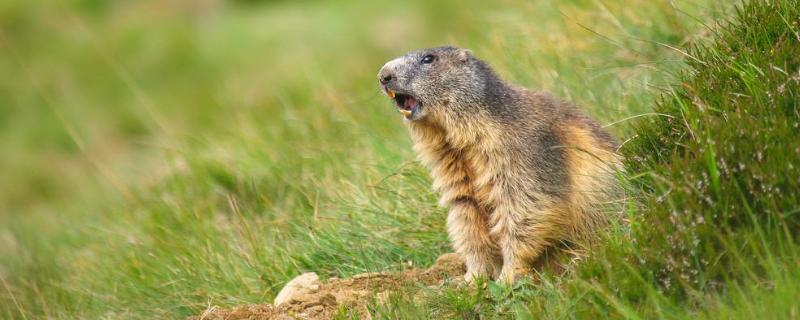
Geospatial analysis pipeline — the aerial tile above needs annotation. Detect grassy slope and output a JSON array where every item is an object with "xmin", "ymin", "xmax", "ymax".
[
  {"xmin": 5, "ymin": 0, "xmax": 795, "ymax": 319},
  {"xmin": 383, "ymin": 1, "xmax": 800, "ymax": 319}
]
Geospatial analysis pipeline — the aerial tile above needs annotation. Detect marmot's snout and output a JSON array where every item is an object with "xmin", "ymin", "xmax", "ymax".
[{"xmin": 378, "ymin": 57, "xmax": 422, "ymax": 120}]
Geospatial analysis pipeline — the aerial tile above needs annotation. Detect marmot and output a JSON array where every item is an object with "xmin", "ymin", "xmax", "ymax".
[{"xmin": 377, "ymin": 46, "xmax": 624, "ymax": 283}]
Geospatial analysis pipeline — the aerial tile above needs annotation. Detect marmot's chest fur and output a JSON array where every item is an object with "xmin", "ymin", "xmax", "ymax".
[{"xmin": 407, "ymin": 120, "xmax": 497, "ymax": 212}]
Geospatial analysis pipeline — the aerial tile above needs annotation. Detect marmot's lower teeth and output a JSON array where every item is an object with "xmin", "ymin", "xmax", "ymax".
[{"xmin": 399, "ymin": 109, "xmax": 412, "ymax": 116}]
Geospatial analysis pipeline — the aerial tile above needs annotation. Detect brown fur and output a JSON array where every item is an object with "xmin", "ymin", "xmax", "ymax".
[{"xmin": 378, "ymin": 47, "xmax": 624, "ymax": 283}]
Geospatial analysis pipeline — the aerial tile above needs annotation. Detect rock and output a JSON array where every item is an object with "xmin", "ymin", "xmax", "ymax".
[{"xmin": 273, "ymin": 272, "xmax": 321, "ymax": 306}]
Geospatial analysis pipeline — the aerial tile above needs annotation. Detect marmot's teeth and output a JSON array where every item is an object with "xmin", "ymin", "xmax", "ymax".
[
  {"xmin": 399, "ymin": 109, "xmax": 412, "ymax": 116},
  {"xmin": 387, "ymin": 89, "xmax": 396, "ymax": 98}
]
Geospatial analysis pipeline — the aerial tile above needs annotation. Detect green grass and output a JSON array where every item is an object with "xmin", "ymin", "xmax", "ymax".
[
  {"xmin": 381, "ymin": 1, "xmax": 800, "ymax": 318},
  {"xmin": 3, "ymin": 0, "xmax": 798, "ymax": 318}
]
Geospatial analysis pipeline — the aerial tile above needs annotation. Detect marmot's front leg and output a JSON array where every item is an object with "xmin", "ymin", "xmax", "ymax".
[
  {"xmin": 491, "ymin": 200, "xmax": 563, "ymax": 283},
  {"xmin": 447, "ymin": 198, "xmax": 501, "ymax": 282}
]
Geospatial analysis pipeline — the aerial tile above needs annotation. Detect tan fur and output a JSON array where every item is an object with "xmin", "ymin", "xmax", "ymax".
[
  {"xmin": 378, "ymin": 47, "xmax": 624, "ymax": 283},
  {"xmin": 559, "ymin": 121, "xmax": 624, "ymax": 243},
  {"xmin": 407, "ymin": 106, "xmax": 623, "ymax": 283}
]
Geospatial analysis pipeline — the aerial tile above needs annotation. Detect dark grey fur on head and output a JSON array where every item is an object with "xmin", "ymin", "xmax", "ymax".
[{"xmin": 377, "ymin": 46, "xmax": 516, "ymax": 121}]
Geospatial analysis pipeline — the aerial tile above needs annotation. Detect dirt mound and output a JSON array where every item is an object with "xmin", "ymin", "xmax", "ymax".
[{"xmin": 192, "ymin": 253, "xmax": 466, "ymax": 320}]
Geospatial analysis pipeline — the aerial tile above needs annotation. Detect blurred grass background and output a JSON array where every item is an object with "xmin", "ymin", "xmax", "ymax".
[{"xmin": 3, "ymin": 0, "xmax": 783, "ymax": 318}]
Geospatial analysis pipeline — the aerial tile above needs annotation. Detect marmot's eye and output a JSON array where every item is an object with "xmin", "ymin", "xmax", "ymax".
[{"xmin": 420, "ymin": 54, "xmax": 436, "ymax": 64}]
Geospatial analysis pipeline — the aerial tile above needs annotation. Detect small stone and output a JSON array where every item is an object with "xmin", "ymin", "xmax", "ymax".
[{"xmin": 273, "ymin": 272, "xmax": 321, "ymax": 306}]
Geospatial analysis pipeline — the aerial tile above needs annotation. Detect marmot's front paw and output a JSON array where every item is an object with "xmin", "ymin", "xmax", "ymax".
[
  {"xmin": 463, "ymin": 262, "xmax": 497, "ymax": 283},
  {"xmin": 454, "ymin": 271, "xmax": 484, "ymax": 288},
  {"xmin": 498, "ymin": 267, "xmax": 528, "ymax": 284},
  {"xmin": 463, "ymin": 270, "xmax": 481, "ymax": 283}
]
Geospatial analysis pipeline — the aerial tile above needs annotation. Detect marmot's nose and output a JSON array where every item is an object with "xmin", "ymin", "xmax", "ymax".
[
  {"xmin": 380, "ymin": 74, "xmax": 394, "ymax": 85},
  {"xmin": 378, "ymin": 65, "xmax": 396, "ymax": 85}
]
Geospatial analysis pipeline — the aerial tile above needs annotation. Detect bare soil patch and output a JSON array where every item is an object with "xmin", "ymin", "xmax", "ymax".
[{"xmin": 192, "ymin": 253, "xmax": 466, "ymax": 320}]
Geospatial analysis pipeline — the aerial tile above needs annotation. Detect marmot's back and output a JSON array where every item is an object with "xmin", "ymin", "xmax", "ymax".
[{"xmin": 378, "ymin": 46, "xmax": 624, "ymax": 282}]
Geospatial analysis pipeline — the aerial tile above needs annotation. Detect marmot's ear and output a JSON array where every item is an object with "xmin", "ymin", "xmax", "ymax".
[{"xmin": 457, "ymin": 49, "xmax": 473, "ymax": 62}]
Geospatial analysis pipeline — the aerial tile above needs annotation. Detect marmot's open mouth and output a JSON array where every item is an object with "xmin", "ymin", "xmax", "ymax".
[{"xmin": 385, "ymin": 88, "xmax": 420, "ymax": 119}]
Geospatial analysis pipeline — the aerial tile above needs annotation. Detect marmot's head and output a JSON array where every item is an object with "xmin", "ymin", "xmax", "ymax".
[{"xmin": 377, "ymin": 46, "xmax": 503, "ymax": 122}]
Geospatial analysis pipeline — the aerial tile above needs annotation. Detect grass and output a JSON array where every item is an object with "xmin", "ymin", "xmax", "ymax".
[
  {"xmin": 384, "ymin": 0, "xmax": 800, "ymax": 318},
  {"xmin": 2, "ymin": 0, "xmax": 798, "ymax": 318}
]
